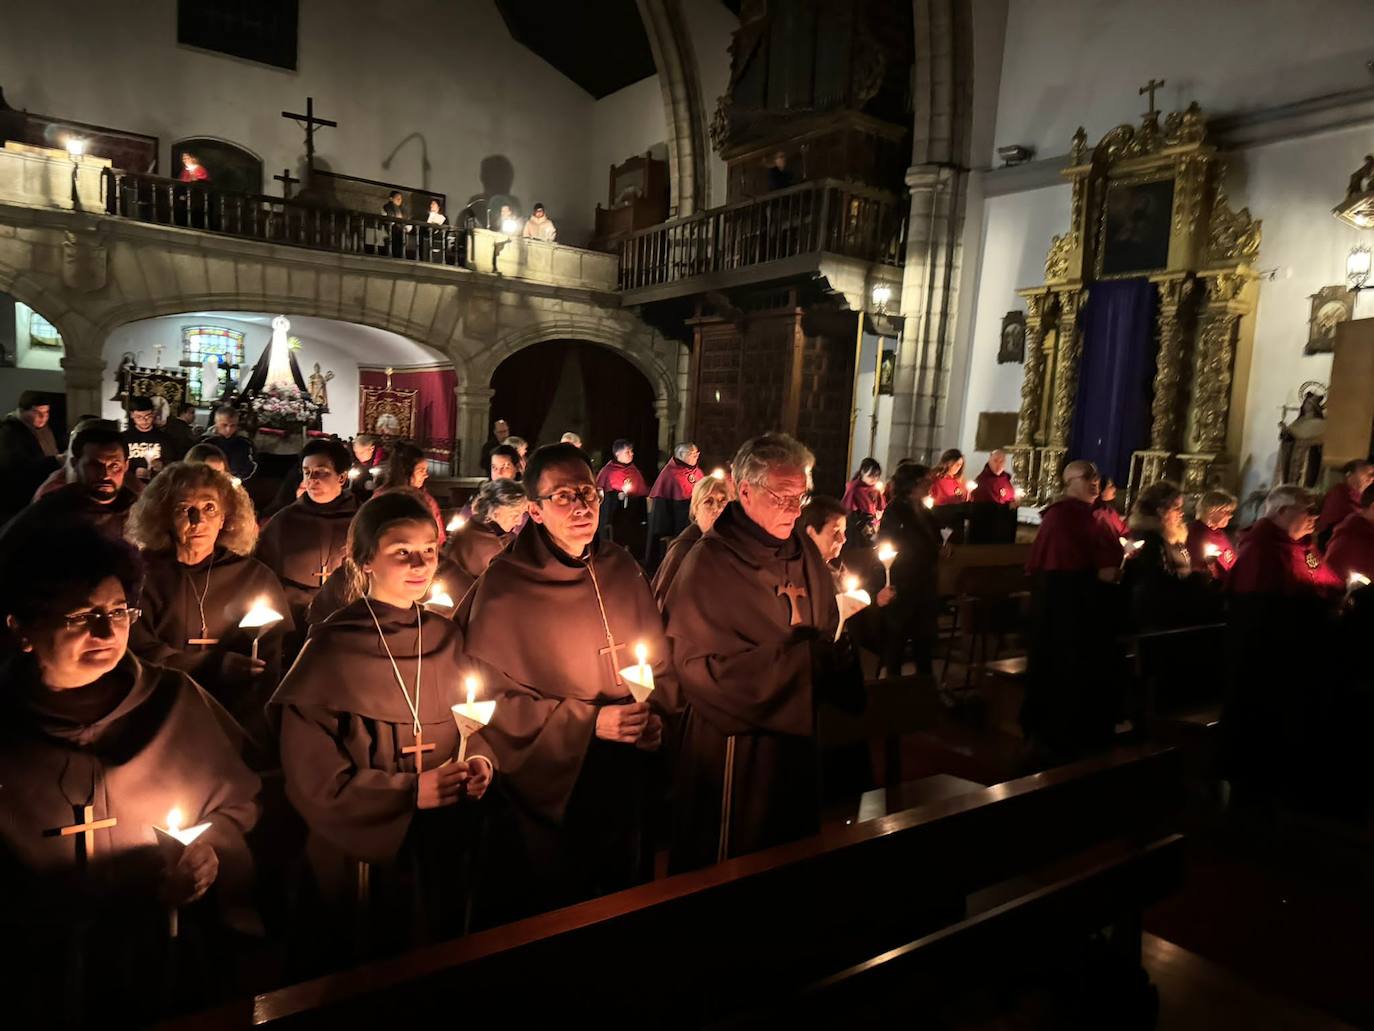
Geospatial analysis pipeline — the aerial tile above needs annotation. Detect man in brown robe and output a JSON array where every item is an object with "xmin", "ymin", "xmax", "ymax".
[
  {"xmin": 1, "ymin": 424, "xmax": 137, "ymax": 542},
  {"xmin": 257, "ymin": 438, "xmax": 359, "ymax": 631},
  {"xmin": 459, "ymin": 443, "xmax": 677, "ymax": 914},
  {"xmin": 665, "ymin": 433, "xmax": 860, "ymax": 872}
]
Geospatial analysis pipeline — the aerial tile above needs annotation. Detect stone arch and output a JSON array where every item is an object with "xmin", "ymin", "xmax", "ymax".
[
  {"xmin": 0, "ymin": 258, "xmax": 96, "ymax": 358},
  {"xmin": 637, "ymin": 0, "xmax": 709, "ymax": 215}
]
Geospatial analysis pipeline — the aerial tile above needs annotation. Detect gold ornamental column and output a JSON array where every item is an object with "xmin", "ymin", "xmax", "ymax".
[
  {"xmin": 1132, "ymin": 276, "xmax": 1197, "ymax": 490},
  {"xmin": 1038, "ymin": 291, "xmax": 1084, "ymax": 497},
  {"xmin": 1181, "ymin": 272, "xmax": 1248, "ymax": 493},
  {"xmin": 1008, "ymin": 292, "xmax": 1048, "ymax": 496}
]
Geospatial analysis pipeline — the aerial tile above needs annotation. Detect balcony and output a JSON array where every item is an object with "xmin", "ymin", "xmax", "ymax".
[{"xmin": 618, "ymin": 179, "xmax": 906, "ymax": 304}]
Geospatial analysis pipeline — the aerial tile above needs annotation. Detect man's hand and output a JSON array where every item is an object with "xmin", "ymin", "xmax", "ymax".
[
  {"xmin": 161, "ymin": 838, "xmax": 219, "ymax": 907},
  {"xmin": 635, "ymin": 713, "xmax": 664, "ymax": 752},
  {"xmin": 463, "ymin": 757, "xmax": 493, "ymax": 800},
  {"xmin": 416, "ymin": 763, "xmax": 468, "ymax": 809},
  {"xmin": 596, "ymin": 702, "xmax": 650, "ymax": 744},
  {"xmin": 876, "ymin": 585, "xmax": 896, "ymax": 607},
  {"xmin": 222, "ymin": 652, "xmax": 267, "ymax": 681}
]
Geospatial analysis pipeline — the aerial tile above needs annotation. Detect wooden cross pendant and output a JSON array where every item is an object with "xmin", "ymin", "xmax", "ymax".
[
  {"xmin": 55, "ymin": 804, "xmax": 117, "ymax": 863},
  {"xmin": 316, "ymin": 561, "xmax": 331, "ymax": 585},
  {"xmin": 401, "ymin": 729, "xmax": 436, "ymax": 773},
  {"xmin": 598, "ymin": 638, "xmax": 632, "ymax": 687},
  {"xmin": 777, "ymin": 582, "xmax": 808, "ymax": 627}
]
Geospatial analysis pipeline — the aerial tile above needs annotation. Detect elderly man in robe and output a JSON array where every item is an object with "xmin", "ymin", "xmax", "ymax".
[
  {"xmin": 971, "ymin": 449, "xmax": 1017, "ymax": 506},
  {"xmin": 459, "ymin": 443, "xmax": 676, "ymax": 914},
  {"xmin": 665, "ymin": 433, "xmax": 861, "ymax": 871},
  {"xmin": 1316, "ymin": 460, "xmax": 1374, "ymax": 551},
  {"xmin": 646, "ymin": 441, "xmax": 703, "ymax": 568},
  {"xmin": 3, "ymin": 424, "xmax": 137, "ymax": 542},
  {"xmin": 1021, "ymin": 459, "xmax": 1125, "ymax": 763}
]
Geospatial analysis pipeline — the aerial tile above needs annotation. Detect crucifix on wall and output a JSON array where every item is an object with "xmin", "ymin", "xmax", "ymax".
[
  {"xmin": 274, "ymin": 167, "xmax": 301, "ymax": 199},
  {"xmin": 1139, "ymin": 78, "xmax": 1166, "ymax": 117},
  {"xmin": 281, "ymin": 96, "xmax": 337, "ymax": 171}
]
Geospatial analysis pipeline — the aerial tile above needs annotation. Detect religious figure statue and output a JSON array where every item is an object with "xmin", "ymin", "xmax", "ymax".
[
  {"xmin": 308, "ymin": 362, "xmax": 335, "ymax": 411},
  {"xmin": 1275, "ymin": 384, "xmax": 1327, "ymax": 488}
]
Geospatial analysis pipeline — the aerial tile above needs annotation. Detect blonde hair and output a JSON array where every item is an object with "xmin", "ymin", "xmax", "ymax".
[
  {"xmin": 1195, "ymin": 489, "xmax": 1237, "ymax": 522},
  {"xmin": 125, "ymin": 461, "xmax": 258, "ymax": 555},
  {"xmin": 688, "ymin": 474, "xmax": 732, "ymax": 523}
]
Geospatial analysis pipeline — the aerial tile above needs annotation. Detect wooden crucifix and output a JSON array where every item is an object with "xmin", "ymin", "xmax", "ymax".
[
  {"xmin": 598, "ymin": 637, "xmax": 633, "ymax": 687},
  {"xmin": 1139, "ymin": 78, "xmax": 1166, "ymax": 117},
  {"xmin": 777, "ymin": 582, "xmax": 808, "ymax": 627},
  {"xmin": 55, "ymin": 804, "xmax": 117, "ymax": 864},
  {"xmin": 274, "ymin": 167, "xmax": 301, "ymax": 200},
  {"xmin": 316, "ymin": 560, "xmax": 332, "ymax": 586},
  {"xmin": 401, "ymin": 728, "xmax": 436, "ymax": 773},
  {"xmin": 281, "ymin": 96, "xmax": 337, "ymax": 170}
]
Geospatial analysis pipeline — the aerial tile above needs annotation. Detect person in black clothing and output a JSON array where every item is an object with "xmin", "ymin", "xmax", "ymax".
[
  {"xmin": 162, "ymin": 402, "xmax": 198, "ymax": 463},
  {"xmin": 766, "ymin": 150, "xmax": 795, "ymax": 192},
  {"xmin": 0, "ymin": 391, "xmax": 61, "ymax": 521},
  {"xmin": 121, "ymin": 396, "xmax": 175, "ymax": 484},
  {"xmin": 876, "ymin": 463, "xmax": 945, "ymax": 677},
  {"xmin": 198, "ymin": 405, "xmax": 257, "ymax": 482},
  {"xmin": 382, "ymin": 190, "xmax": 407, "ymax": 257},
  {"xmin": 1121, "ymin": 480, "xmax": 1220, "ymax": 632}
]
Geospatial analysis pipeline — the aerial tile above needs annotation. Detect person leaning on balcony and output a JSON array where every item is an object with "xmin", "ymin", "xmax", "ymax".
[{"xmin": 522, "ymin": 203, "xmax": 557, "ymax": 242}]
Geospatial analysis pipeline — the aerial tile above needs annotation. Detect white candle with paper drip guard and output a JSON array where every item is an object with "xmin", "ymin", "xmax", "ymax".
[
  {"xmin": 1119, "ymin": 536, "xmax": 1144, "ymax": 568},
  {"xmin": 425, "ymin": 580, "xmax": 455, "ymax": 612},
  {"xmin": 1203, "ymin": 543, "xmax": 1221, "ymax": 561},
  {"xmin": 922, "ymin": 495, "xmax": 935, "ymax": 510},
  {"xmin": 940, "ymin": 527, "xmax": 954, "ymax": 547},
  {"xmin": 1346, "ymin": 571, "xmax": 1370, "ymax": 600},
  {"xmin": 617, "ymin": 642, "xmax": 656, "ymax": 704},
  {"xmin": 239, "ymin": 597, "xmax": 284, "ymax": 661},
  {"xmin": 876, "ymin": 543, "xmax": 898, "ymax": 588},
  {"xmin": 451, "ymin": 676, "xmax": 496, "ymax": 763},
  {"xmin": 153, "ymin": 807, "xmax": 212, "ymax": 938},
  {"xmin": 347, "ymin": 467, "xmax": 361, "ymax": 482},
  {"xmin": 836, "ymin": 575, "xmax": 872, "ymax": 641},
  {"xmin": 446, "ymin": 514, "xmax": 467, "ymax": 533}
]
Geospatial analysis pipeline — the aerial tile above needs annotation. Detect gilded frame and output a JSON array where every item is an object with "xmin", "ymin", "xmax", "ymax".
[{"xmin": 1094, "ymin": 172, "xmax": 1178, "ymax": 280}]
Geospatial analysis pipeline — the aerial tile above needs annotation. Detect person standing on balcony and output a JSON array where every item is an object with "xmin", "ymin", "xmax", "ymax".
[
  {"xmin": 521, "ymin": 203, "xmax": 557, "ymax": 242},
  {"xmin": 766, "ymin": 150, "xmax": 795, "ymax": 192},
  {"xmin": 382, "ymin": 190, "xmax": 409, "ymax": 257},
  {"xmin": 178, "ymin": 151, "xmax": 210, "ymax": 183}
]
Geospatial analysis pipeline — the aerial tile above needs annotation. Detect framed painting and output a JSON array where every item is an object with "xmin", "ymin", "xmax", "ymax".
[{"xmin": 1097, "ymin": 176, "xmax": 1175, "ymax": 278}]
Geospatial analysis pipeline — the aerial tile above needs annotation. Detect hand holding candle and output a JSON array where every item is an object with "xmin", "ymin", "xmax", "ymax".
[
  {"xmin": 446, "ymin": 514, "xmax": 466, "ymax": 533},
  {"xmin": 1203, "ymin": 543, "xmax": 1221, "ymax": 560},
  {"xmin": 835, "ymin": 575, "xmax": 872, "ymax": 640},
  {"xmin": 425, "ymin": 580, "xmax": 455, "ymax": 612},
  {"xmin": 451, "ymin": 675, "xmax": 496, "ymax": 763},
  {"xmin": 618, "ymin": 641, "xmax": 656, "ymax": 703},
  {"xmin": 877, "ymin": 543, "xmax": 898, "ymax": 588},
  {"xmin": 1346, "ymin": 571, "xmax": 1370, "ymax": 599},
  {"xmin": 239, "ymin": 597, "xmax": 284, "ymax": 661},
  {"xmin": 922, "ymin": 495, "xmax": 935, "ymax": 510},
  {"xmin": 154, "ymin": 807, "xmax": 216, "ymax": 935}
]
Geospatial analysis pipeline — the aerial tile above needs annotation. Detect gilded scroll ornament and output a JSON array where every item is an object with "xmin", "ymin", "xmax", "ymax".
[
  {"xmin": 1049, "ymin": 294, "xmax": 1084, "ymax": 448},
  {"xmin": 1149, "ymin": 285, "xmax": 1192, "ymax": 450},
  {"xmin": 1045, "ymin": 234, "xmax": 1071, "ymax": 281},
  {"xmin": 1207, "ymin": 186, "xmax": 1262, "ymax": 265},
  {"xmin": 1015, "ymin": 294, "xmax": 1047, "ymax": 445}
]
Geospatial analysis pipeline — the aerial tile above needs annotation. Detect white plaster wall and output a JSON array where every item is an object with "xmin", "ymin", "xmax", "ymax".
[
  {"xmin": 679, "ymin": 0, "xmax": 738, "ymax": 207},
  {"xmin": 588, "ymin": 75, "xmax": 669, "ymax": 212},
  {"xmin": 994, "ymin": 0, "xmax": 1374, "ymax": 158},
  {"xmin": 0, "ymin": 0, "xmax": 604, "ymax": 243},
  {"xmin": 101, "ymin": 313, "xmax": 443, "ymax": 438}
]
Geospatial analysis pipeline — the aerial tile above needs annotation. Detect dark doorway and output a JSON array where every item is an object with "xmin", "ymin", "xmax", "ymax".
[{"xmin": 490, "ymin": 339, "xmax": 658, "ymax": 476}]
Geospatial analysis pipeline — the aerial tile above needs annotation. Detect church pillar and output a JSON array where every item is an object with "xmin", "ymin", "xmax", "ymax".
[
  {"xmin": 654, "ymin": 397, "xmax": 673, "ymax": 462},
  {"xmin": 1014, "ymin": 293, "xmax": 1049, "ymax": 448},
  {"xmin": 637, "ymin": 0, "xmax": 707, "ymax": 215},
  {"xmin": 455, "ymin": 386, "xmax": 494, "ymax": 476},
  {"xmin": 1148, "ymin": 277, "xmax": 1197, "ymax": 452},
  {"xmin": 1048, "ymin": 292, "xmax": 1084, "ymax": 451},
  {"xmin": 60, "ymin": 351, "xmax": 106, "ymax": 421}
]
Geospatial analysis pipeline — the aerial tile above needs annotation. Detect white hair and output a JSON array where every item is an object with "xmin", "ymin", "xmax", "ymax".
[
  {"xmin": 1261, "ymin": 484, "xmax": 1311, "ymax": 518},
  {"xmin": 731, "ymin": 433, "xmax": 814, "ymax": 488},
  {"xmin": 674, "ymin": 441, "xmax": 698, "ymax": 462},
  {"xmin": 559, "ymin": 432, "xmax": 583, "ymax": 447}
]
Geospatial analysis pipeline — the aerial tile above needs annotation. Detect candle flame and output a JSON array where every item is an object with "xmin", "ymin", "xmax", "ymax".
[
  {"xmin": 1014, "ymin": 487, "xmax": 1024, "ymax": 499},
  {"xmin": 166, "ymin": 807, "xmax": 183, "ymax": 832},
  {"xmin": 465, "ymin": 675, "xmax": 478, "ymax": 707},
  {"xmin": 711, "ymin": 468, "xmax": 726, "ymax": 480},
  {"xmin": 922, "ymin": 495, "xmax": 935, "ymax": 509},
  {"xmin": 1203, "ymin": 544, "xmax": 1221, "ymax": 559},
  {"xmin": 844, "ymin": 575, "xmax": 859, "ymax": 593},
  {"xmin": 877, "ymin": 544, "xmax": 897, "ymax": 563},
  {"xmin": 875, "ymin": 480, "xmax": 884, "ymax": 494},
  {"xmin": 347, "ymin": 467, "xmax": 361, "ymax": 480},
  {"xmin": 446, "ymin": 514, "xmax": 466, "ymax": 532},
  {"xmin": 1350, "ymin": 572, "xmax": 1370, "ymax": 588},
  {"xmin": 369, "ymin": 466, "xmax": 381, "ymax": 476},
  {"xmin": 635, "ymin": 642, "xmax": 647, "ymax": 666},
  {"xmin": 966, "ymin": 479, "xmax": 978, "ymax": 492},
  {"xmin": 239, "ymin": 597, "xmax": 284, "ymax": 629},
  {"xmin": 230, "ymin": 476, "xmax": 242, "ymax": 488}
]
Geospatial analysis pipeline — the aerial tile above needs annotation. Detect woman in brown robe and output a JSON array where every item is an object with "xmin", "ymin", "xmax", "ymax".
[
  {"xmin": 125, "ymin": 460, "xmax": 292, "ymax": 750},
  {"xmin": 442, "ymin": 477, "xmax": 525, "ymax": 601},
  {"xmin": 652, "ymin": 473, "xmax": 731, "ymax": 606},
  {"xmin": 270, "ymin": 492, "xmax": 493, "ymax": 973},
  {"xmin": 0, "ymin": 527, "xmax": 260, "ymax": 1025}
]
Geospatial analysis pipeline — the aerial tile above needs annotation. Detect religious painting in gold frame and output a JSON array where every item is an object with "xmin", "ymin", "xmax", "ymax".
[
  {"xmin": 360, "ymin": 381, "xmax": 418, "ymax": 438},
  {"xmin": 1096, "ymin": 174, "xmax": 1176, "ymax": 279}
]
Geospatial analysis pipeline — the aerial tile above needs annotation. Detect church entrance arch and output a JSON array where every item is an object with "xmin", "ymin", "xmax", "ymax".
[{"xmin": 489, "ymin": 340, "xmax": 659, "ymax": 473}]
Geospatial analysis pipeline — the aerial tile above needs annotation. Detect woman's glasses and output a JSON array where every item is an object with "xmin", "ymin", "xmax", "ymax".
[{"xmin": 60, "ymin": 607, "xmax": 141, "ymax": 632}]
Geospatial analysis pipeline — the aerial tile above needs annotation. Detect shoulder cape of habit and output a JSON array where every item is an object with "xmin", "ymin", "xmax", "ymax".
[
  {"xmin": 269, "ymin": 597, "xmax": 467, "ymax": 723},
  {"xmin": 444, "ymin": 519, "xmax": 511, "ymax": 582}
]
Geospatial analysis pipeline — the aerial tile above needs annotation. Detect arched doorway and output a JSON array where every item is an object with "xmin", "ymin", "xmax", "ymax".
[
  {"xmin": 490, "ymin": 339, "xmax": 658, "ymax": 473},
  {"xmin": 0, "ymin": 290, "xmax": 69, "ymax": 442}
]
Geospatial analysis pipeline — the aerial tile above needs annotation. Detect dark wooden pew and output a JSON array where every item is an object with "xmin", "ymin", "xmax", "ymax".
[{"xmin": 179, "ymin": 742, "xmax": 1183, "ymax": 1028}]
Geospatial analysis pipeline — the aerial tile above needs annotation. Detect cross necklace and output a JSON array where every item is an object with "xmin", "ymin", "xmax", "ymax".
[
  {"xmin": 363, "ymin": 596, "xmax": 433, "ymax": 772},
  {"xmin": 49, "ymin": 755, "xmax": 116, "ymax": 866},
  {"xmin": 586, "ymin": 555, "xmax": 629, "ymax": 688},
  {"xmin": 186, "ymin": 552, "xmax": 219, "ymax": 646}
]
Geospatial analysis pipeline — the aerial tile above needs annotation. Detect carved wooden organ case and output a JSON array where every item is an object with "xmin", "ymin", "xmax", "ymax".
[{"xmin": 1005, "ymin": 102, "xmax": 1262, "ymax": 504}]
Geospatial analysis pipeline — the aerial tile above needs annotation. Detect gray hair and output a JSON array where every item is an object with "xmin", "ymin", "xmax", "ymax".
[
  {"xmin": 1261, "ymin": 484, "xmax": 1312, "ymax": 518},
  {"xmin": 731, "ymin": 432, "xmax": 814, "ymax": 488},
  {"xmin": 1196, "ymin": 488, "xmax": 1237, "ymax": 521},
  {"xmin": 674, "ymin": 441, "xmax": 698, "ymax": 462},
  {"xmin": 473, "ymin": 477, "xmax": 528, "ymax": 521},
  {"xmin": 559, "ymin": 431, "xmax": 583, "ymax": 448}
]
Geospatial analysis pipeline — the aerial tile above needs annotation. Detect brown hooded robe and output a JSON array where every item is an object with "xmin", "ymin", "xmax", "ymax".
[{"xmin": 256, "ymin": 492, "xmax": 358, "ymax": 629}]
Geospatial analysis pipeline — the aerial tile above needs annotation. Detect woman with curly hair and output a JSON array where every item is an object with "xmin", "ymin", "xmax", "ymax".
[{"xmin": 125, "ymin": 460, "xmax": 292, "ymax": 743}]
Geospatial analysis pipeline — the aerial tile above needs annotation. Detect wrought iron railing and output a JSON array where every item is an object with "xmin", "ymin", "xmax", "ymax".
[
  {"xmin": 619, "ymin": 178, "xmax": 906, "ymax": 292},
  {"xmin": 101, "ymin": 170, "xmax": 467, "ymax": 267}
]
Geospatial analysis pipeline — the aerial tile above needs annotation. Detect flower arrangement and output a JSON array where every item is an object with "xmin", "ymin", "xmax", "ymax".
[{"xmin": 248, "ymin": 385, "xmax": 321, "ymax": 429}]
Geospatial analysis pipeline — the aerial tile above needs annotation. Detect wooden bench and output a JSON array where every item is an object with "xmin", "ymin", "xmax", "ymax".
[{"xmin": 180, "ymin": 743, "xmax": 1184, "ymax": 1028}]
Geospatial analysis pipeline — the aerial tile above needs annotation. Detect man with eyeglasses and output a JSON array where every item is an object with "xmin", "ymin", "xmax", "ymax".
[
  {"xmin": 665, "ymin": 433, "xmax": 861, "ymax": 871},
  {"xmin": 1022, "ymin": 459, "xmax": 1128, "ymax": 763},
  {"xmin": 2, "ymin": 424, "xmax": 138, "ymax": 543},
  {"xmin": 459, "ymin": 442, "xmax": 677, "ymax": 914},
  {"xmin": 257, "ymin": 438, "xmax": 359, "ymax": 633}
]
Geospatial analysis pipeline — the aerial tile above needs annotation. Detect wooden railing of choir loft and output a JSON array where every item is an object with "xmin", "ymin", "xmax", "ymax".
[
  {"xmin": 100, "ymin": 169, "xmax": 469, "ymax": 268},
  {"xmin": 617, "ymin": 178, "xmax": 907, "ymax": 291}
]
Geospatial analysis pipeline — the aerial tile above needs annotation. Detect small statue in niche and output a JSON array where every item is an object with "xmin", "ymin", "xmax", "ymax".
[
  {"xmin": 308, "ymin": 362, "xmax": 335, "ymax": 411},
  {"xmin": 1274, "ymin": 383, "xmax": 1327, "ymax": 488}
]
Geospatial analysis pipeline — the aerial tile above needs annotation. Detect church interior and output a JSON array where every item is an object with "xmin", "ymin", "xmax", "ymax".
[{"xmin": 4, "ymin": 0, "xmax": 1374, "ymax": 1026}]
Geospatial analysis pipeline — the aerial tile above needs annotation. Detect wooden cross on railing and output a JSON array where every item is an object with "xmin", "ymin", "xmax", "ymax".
[
  {"xmin": 274, "ymin": 167, "xmax": 301, "ymax": 200},
  {"xmin": 281, "ymin": 96, "xmax": 337, "ymax": 170},
  {"xmin": 1139, "ymin": 78, "xmax": 1166, "ymax": 117}
]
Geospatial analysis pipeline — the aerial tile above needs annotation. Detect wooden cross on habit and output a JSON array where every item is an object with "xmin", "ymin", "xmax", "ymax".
[
  {"xmin": 1139, "ymin": 78, "xmax": 1166, "ymax": 117},
  {"xmin": 598, "ymin": 637, "xmax": 632, "ymax": 687},
  {"xmin": 777, "ymin": 582, "xmax": 808, "ymax": 627},
  {"xmin": 316, "ymin": 560, "xmax": 331, "ymax": 586},
  {"xmin": 274, "ymin": 167, "xmax": 301, "ymax": 200},
  {"xmin": 401, "ymin": 728, "xmax": 436, "ymax": 773},
  {"xmin": 281, "ymin": 96, "xmax": 337, "ymax": 170},
  {"xmin": 55, "ymin": 804, "xmax": 117, "ymax": 864}
]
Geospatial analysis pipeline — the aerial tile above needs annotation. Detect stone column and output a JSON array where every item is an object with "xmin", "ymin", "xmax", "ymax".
[
  {"xmin": 1048, "ymin": 292, "xmax": 1085, "ymax": 450},
  {"xmin": 60, "ymin": 351, "xmax": 106, "ymax": 422},
  {"xmin": 454, "ymin": 386, "xmax": 494, "ymax": 476}
]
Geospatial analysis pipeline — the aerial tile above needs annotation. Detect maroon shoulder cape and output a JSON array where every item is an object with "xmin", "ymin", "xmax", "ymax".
[
  {"xmin": 1326, "ymin": 513, "xmax": 1374, "ymax": 583},
  {"xmin": 595, "ymin": 460, "xmax": 649, "ymax": 496},
  {"xmin": 930, "ymin": 474, "xmax": 968, "ymax": 505},
  {"xmin": 457, "ymin": 521, "xmax": 675, "ymax": 826},
  {"xmin": 1184, "ymin": 519, "xmax": 1236, "ymax": 577},
  {"xmin": 842, "ymin": 478, "xmax": 885, "ymax": 516},
  {"xmin": 972, "ymin": 465, "xmax": 1016, "ymax": 506},
  {"xmin": 1028, "ymin": 497, "xmax": 1123, "ymax": 573},
  {"xmin": 1228, "ymin": 517, "xmax": 1341, "ymax": 597},
  {"xmin": 256, "ymin": 492, "xmax": 359, "ymax": 624},
  {"xmin": 650, "ymin": 457, "xmax": 702, "ymax": 501}
]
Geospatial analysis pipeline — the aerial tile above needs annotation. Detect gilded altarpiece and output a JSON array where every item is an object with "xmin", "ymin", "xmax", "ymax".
[{"xmin": 1005, "ymin": 102, "xmax": 1262, "ymax": 505}]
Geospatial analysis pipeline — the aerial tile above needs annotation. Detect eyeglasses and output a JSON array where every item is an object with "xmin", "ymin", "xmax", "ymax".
[
  {"xmin": 756, "ymin": 484, "xmax": 810, "ymax": 512},
  {"xmin": 60, "ymin": 606, "xmax": 141, "ymax": 632},
  {"xmin": 535, "ymin": 485, "xmax": 603, "ymax": 509}
]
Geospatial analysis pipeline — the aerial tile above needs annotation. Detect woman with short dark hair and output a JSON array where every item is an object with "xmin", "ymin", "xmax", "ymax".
[{"xmin": 376, "ymin": 442, "xmax": 445, "ymax": 544}]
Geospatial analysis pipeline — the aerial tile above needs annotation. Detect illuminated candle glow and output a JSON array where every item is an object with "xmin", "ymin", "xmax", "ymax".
[
  {"xmin": 966, "ymin": 479, "xmax": 978, "ymax": 493},
  {"xmin": 711, "ymin": 468, "xmax": 726, "ymax": 480},
  {"xmin": 347, "ymin": 467, "xmax": 361, "ymax": 480},
  {"xmin": 922, "ymin": 495, "xmax": 935, "ymax": 509},
  {"xmin": 452, "ymin": 676, "xmax": 496, "ymax": 763},
  {"xmin": 446, "ymin": 514, "xmax": 466, "ymax": 532},
  {"xmin": 618, "ymin": 642, "xmax": 656, "ymax": 704},
  {"xmin": 239, "ymin": 597, "xmax": 284, "ymax": 660},
  {"xmin": 425, "ymin": 581, "xmax": 454, "ymax": 610},
  {"xmin": 1203, "ymin": 543, "xmax": 1221, "ymax": 560}
]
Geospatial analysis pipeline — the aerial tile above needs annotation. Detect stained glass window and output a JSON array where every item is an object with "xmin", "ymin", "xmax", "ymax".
[
  {"xmin": 27, "ymin": 310, "xmax": 62, "ymax": 349},
  {"xmin": 182, "ymin": 325, "xmax": 245, "ymax": 404}
]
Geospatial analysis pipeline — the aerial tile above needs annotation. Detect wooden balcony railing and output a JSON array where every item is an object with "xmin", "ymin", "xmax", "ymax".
[
  {"xmin": 101, "ymin": 169, "xmax": 468, "ymax": 268},
  {"xmin": 619, "ymin": 178, "xmax": 906, "ymax": 292}
]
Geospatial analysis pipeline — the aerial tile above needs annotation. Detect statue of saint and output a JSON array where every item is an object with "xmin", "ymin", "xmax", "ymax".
[{"xmin": 308, "ymin": 362, "xmax": 335, "ymax": 411}]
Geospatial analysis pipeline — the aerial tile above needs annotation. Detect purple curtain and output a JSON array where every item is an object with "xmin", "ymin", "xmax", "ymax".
[{"xmin": 1070, "ymin": 279, "xmax": 1158, "ymax": 485}]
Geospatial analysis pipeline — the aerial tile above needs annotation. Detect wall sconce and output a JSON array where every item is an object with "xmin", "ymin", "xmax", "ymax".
[
  {"xmin": 65, "ymin": 137, "xmax": 86, "ymax": 159},
  {"xmin": 870, "ymin": 284, "xmax": 893, "ymax": 314},
  {"xmin": 1348, "ymin": 245, "xmax": 1371, "ymax": 292}
]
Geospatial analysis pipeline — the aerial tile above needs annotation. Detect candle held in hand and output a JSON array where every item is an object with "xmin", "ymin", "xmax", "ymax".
[
  {"xmin": 446, "ymin": 514, "xmax": 466, "ymax": 532},
  {"xmin": 618, "ymin": 642, "xmax": 656, "ymax": 703},
  {"xmin": 239, "ymin": 596, "xmax": 284, "ymax": 661},
  {"xmin": 877, "ymin": 543, "xmax": 898, "ymax": 589},
  {"xmin": 966, "ymin": 479, "xmax": 978, "ymax": 493},
  {"xmin": 922, "ymin": 495, "xmax": 935, "ymax": 509},
  {"xmin": 347, "ymin": 467, "xmax": 361, "ymax": 481},
  {"xmin": 425, "ymin": 580, "xmax": 454, "ymax": 611},
  {"xmin": 452, "ymin": 676, "xmax": 496, "ymax": 762},
  {"xmin": 1349, "ymin": 572, "xmax": 1370, "ymax": 589},
  {"xmin": 711, "ymin": 468, "xmax": 726, "ymax": 480}
]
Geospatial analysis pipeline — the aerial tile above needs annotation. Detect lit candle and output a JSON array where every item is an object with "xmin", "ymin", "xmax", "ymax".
[
  {"xmin": 1348, "ymin": 571, "xmax": 1370, "ymax": 594},
  {"xmin": 239, "ymin": 597, "xmax": 284, "ymax": 661},
  {"xmin": 1203, "ymin": 543, "xmax": 1221, "ymax": 560},
  {"xmin": 230, "ymin": 476, "xmax": 242, "ymax": 488},
  {"xmin": 451, "ymin": 675, "xmax": 497, "ymax": 763},
  {"xmin": 347, "ymin": 467, "xmax": 361, "ymax": 481},
  {"xmin": 875, "ymin": 480, "xmax": 885, "ymax": 495},
  {"xmin": 369, "ymin": 466, "xmax": 382, "ymax": 477},
  {"xmin": 425, "ymin": 580, "xmax": 454, "ymax": 611},
  {"xmin": 618, "ymin": 642, "xmax": 656, "ymax": 703},
  {"xmin": 877, "ymin": 542, "xmax": 898, "ymax": 589},
  {"xmin": 836, "ymin": 576, "xmax": 871, "ymax": 641},
  {"xmin": 1014, "ymin": 487, "xmax": 1025, "ymax": 500},
  {"xmin": 446, "ymin": 513, "xmax": 466, "ymax": 532},
  {"xmin": 622, "ymin": 478, "xmax": 634, "ymax": 495},
  {"xmin": 966, "ymin": 479, "xmax": 978, "ymax": 493},
  {"xmin": 711, "ymin": 468, "xmax": 726, "ymax": 480},
  {"xmin": 153, "ymin": 807, "xmax": 212, "ymax": 939},
  {"xmin": 940, "ymin": 527, "xmax": 954, "ymax": 546},
  {"xmin": 922, "ymin": 495, "xmax": 935, "ymax": 509}
]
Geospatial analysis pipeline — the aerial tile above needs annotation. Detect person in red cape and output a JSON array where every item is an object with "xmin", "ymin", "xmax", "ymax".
[
  {"xmin": 1326, "ymin": 483, "xmax": 1374, "ymax": 585},
  {"xmin": 842, "ymin": 458, "xmax": 886, "ymax": 522},
  {"xmin": 928, "ymin": 448, "xmax": 970, "ymax": 506},
  {"xmin": 1022, "ymin": 460, "xmax": 1124, "ymax": 761},
  {"xmin": 971, "ymin": 449, "xmax": 1018, "ymax": 506},
  {"xmin": 594, "ymin": 438, "xmax": 649, "ymax": 549},
  {"xmin": 1316, "ymin": 460, "xmax": 1374, "ymax": 550},
  {"xmin": 646, "ymin": 442, "xmax": 703, "ymax": 567},
  {"xmin": 178, "ymin": 151, "xmax": 210, "ymax": 183},
  {"xmin": 1092, "ymin": 477, "xmax": 1129, "ymax": 540},
  {"xmin": 1185, "ymin": 489, "xmax": 1238, "ymax": 579},
  {"xmin": 1229, "ymin": 486, "xmax": 1342, "ymax": 598}
]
